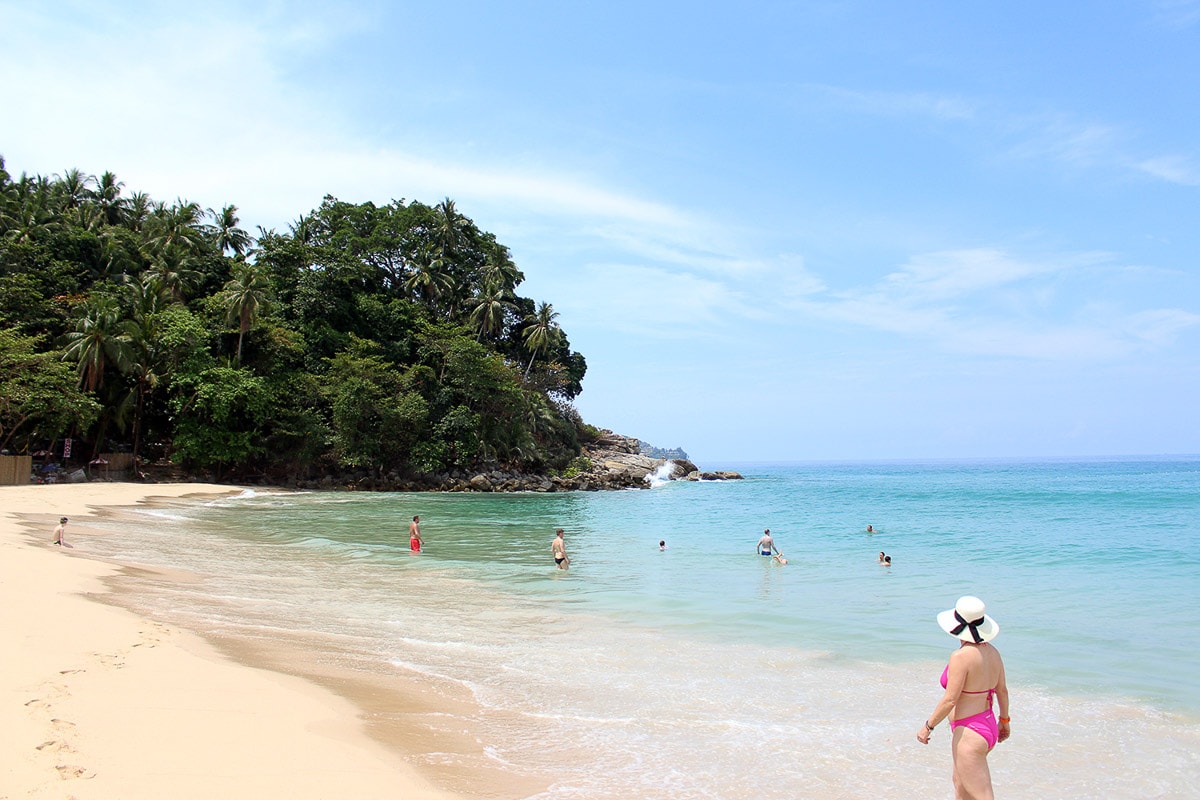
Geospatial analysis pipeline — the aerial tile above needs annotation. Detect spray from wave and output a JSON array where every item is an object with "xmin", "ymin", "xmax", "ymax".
[{"xmin": 644, "ymin": 461, "xmax": 677, "ymax": 488}]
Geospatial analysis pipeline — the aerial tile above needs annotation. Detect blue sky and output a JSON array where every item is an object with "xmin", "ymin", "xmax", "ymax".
[{"xmin": 2, "ymin": 1, "xmax": 1198, "ymax": 463}]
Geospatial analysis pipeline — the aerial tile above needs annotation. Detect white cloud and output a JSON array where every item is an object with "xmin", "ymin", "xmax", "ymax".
[
  {"xmin": 998, "ymin": 113, "xmax": 1200, "ymax": 187},
  {"xmin": 805, "ymin": 84, "xmax": 977, "ymax": 121},
  {"xmin": 0, "ymin": 3, "xmax": 703, "ymax": 234},
  {"xmin": 1152, "ymin": 0, "xmax": 1200, "ymax": 28},
  {"xmin": 555, "ymin": 262, "xmax": 762, "ymax": 338},
  {"xmin": 1137, "ymin": 155, "xmax": 1200, "ymax": 185},
  {"xmin": 1001, "ymin": 116, "xmax": 1127, "ymax": 169},
  {"xmin": 780, "ymin": 248, "xmax": 1200, "ymax": 360},
  {"xmin": 1122, "ymin": 308, "xmax": 1200, "ymax": 345},
  {"xmin": 878, "ymin": 249, "xmax": 1064, "ymax": 302}
]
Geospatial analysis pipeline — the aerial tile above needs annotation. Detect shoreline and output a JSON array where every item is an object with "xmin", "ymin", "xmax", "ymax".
[{"xmin": 0, "ymin": 482, "xmax": 524, "ymax": 800}]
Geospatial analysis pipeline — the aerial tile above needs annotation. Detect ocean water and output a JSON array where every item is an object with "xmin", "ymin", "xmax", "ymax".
[{"xmin": 80, "ymin": 458, "xmax": 1200, "ymax": 799}]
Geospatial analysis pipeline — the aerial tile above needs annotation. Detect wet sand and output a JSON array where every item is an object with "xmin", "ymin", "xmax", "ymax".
[{"xmin": 0, "ymin": 482, "xmax": 513, "ymax": 800}]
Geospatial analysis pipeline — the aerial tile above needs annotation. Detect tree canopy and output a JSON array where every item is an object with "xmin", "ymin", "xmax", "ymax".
[{"xmin": 0, "ymin": 155, "xmax": 589, "ymax": 480}]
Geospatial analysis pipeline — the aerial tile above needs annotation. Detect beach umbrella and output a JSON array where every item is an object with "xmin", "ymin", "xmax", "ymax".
[
  {"xmin": 90, "ymin": 457, "xmax": 109, "ymax": 465},
  {"xmin": 32, "ymin": 449, "xmax": 51, "ymax": 457}
]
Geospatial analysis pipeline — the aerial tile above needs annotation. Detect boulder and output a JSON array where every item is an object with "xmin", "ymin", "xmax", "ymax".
[
  {"xmin": 469, "ymin": 474, "xmax": 493, "ymax": 491},
  {"xmin": 669, "ymin": 459, "xmax": 698, "ymax": 478}
]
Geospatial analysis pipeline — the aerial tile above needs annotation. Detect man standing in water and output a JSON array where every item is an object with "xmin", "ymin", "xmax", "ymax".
[
  {"xmin": 757, "ymin": 528, "xmax": 779, "ymax": 557},
  {"xmin": 552, "ymin": 528, "xmax": 569, "ymax": 569},
  {"xmin": 409, "ymin": 516, "xmax": 424, "ymax": 553}
]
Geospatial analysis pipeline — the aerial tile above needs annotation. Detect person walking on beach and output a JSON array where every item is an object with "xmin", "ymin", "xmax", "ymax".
[
  {"xmin": 917, "ymin": 596, "xmax": 1010, "ymax": 800},
  {"xmin": 552, "ymin": 528, "xmax": 569, "ymax": 569},
  {"xmin": 757, "ymin": 529, "xmax": 779, "ymax": 557},
  {"xmin": 409, "ymin": 516, "xmax": 424, "ymax": 553},
  {"xmin": 53, "ymin": 516, "xmax": 69, "ymax": 546}
]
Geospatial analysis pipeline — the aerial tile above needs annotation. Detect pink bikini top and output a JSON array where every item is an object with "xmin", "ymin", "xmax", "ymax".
[{"xmin": 941, "ymin": 665, "xmax": 996, "ymax": 698}]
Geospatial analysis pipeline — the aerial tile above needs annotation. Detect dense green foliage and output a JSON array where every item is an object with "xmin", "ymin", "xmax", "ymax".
[{"xmin": 0, "ymin": 156, "xmax": 589, "ymax": 479}]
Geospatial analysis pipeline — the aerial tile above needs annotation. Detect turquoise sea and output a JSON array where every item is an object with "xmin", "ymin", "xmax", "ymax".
[{"xmin": 83, "ymin": 457, "xmax": 1200, "ymax": 799}]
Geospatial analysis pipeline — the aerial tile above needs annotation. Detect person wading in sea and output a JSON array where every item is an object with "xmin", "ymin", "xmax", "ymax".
[
  {"xmin": 409, "ymin": 516, "xmax": 424, "ymax": 553},
  {"xmin": 53, "ymin": 516, "xmax": 69, "ymax": 546},
  {"xmin": 552, "ymin": 528, "xmax": 569, "ymax": 569}
]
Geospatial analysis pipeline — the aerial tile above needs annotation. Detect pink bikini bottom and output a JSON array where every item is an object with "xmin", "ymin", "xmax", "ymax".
[{"xmin": 951, "ymin": 709, "xmax": 998, "ymax": 750}]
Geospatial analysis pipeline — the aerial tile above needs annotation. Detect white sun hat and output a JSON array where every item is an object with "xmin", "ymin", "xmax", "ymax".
[{"xmin": 937, "ymin": 596, "xmax": 1000, "ymax": 643}]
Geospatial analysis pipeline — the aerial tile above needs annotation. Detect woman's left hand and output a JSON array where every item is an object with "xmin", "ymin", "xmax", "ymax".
[{"xmin": 916, "ymin": 723, "xmax": 931, "ymax": 744}]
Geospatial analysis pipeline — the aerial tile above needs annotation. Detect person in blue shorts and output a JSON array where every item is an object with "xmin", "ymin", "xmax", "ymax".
[{"xmin": 757, "ymin": 529, "xmax": 779, "ymax": 557}]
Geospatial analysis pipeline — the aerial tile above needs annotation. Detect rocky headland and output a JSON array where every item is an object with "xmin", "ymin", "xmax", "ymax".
[{"xmin": 237, "ymin": 430, "xmax": 742, "ymax": 493}]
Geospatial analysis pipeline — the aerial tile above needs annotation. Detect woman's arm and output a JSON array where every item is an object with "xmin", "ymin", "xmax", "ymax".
[
  {"xmin": 995, "ymin": 656, "xmax": 1010, "ymax": 743},
  {"xmin": 916, "ymin": 654, "xmax": 964, "ymax": 744}
]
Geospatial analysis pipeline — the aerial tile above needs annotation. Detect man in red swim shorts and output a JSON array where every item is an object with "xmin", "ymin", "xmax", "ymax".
[{"xmin": 409, "ymin": 515, "xmax": 424, "ymax": 552}]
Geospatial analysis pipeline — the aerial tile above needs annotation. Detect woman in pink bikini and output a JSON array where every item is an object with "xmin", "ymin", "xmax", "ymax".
[{"xmin": 916, "ymin": 596, "xmax": 1010, "ymax": 800}]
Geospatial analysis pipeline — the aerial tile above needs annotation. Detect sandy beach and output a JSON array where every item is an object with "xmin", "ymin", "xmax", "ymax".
[{"xmin": 0, "ymin": 482, "xmax": 464, "ymax": 800}]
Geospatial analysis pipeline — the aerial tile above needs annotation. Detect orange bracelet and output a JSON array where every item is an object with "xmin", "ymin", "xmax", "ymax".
[{"xmin": 999, "ymin": 716, "xmax": 1011, "ymax": 723}]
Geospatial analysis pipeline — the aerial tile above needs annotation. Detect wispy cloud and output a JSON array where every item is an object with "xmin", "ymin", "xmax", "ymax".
[
  {"xmin": 557, "ymin": 263, "xmax": 761, "ymax": 337},
  {"xmin": 995, "ymin": 112, "xmax": 1200, "ymax": 187},
  {"xmin": 802, "ymin": 84, "xmax": 1197, "ymax": 188},
  {"xmin": 781, "ymin": 248, "xmax": 1200, "ymax": 360},
  {"xmin": 1001, "ymin": 117, "xmax": 1127, "ymax": 169},
  {"xmin": 805, "ymin": 84, "xmax": 977, "ymax": 121},
  {"xmin": 1136, "ymin": 155, "xmax": 1200, "ymax": 185},
  {"xmin": 1152, "ymin": 0, "xmax": 1200, "ymax": 28}
]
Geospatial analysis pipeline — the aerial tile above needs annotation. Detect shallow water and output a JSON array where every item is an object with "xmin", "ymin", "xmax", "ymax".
[{"xmin": 81, "ymin": 458, "xmax": 1200, "ymax": 798}]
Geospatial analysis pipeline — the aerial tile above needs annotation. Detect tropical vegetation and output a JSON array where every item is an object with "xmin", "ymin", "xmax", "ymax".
[{"xmin": 0, "ymin": 155, "xmax": 591, "ymax": 481}]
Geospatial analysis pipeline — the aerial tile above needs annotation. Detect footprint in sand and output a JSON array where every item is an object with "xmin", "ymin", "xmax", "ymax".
[
  {"xmin": 59, "ymin": 668, "xmax": 85, "ymax": 675},
  {"xmin": 95, "ymin": 653, "xmax": 125, "ymax": 668},
  {"xmin": 50, "ymin": 718, "xmax": 77, "ymax": 731},
  {"xmin": 136, "ymin": 624, "xmax": 168, "ymax": 647},
  {"xmin": 55, "ymin": 764, "xmax": 95, "ymax": 780},
  {"xmin": 36, "ymin": 739, "xmax": 74, "ymax": 753},
  {"xmin": 26, "ymin": 680, "xmax": 73, "ymax": 711}
]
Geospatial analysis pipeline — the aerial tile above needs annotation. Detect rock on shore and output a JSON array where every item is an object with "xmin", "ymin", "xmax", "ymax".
[
  {"xmin": 560, "ymin": 431, "xmax": 741, "ymax": 491},
  {"xmin": 224, "ymin": 430, "xmax": 742, "ymax": 493}
]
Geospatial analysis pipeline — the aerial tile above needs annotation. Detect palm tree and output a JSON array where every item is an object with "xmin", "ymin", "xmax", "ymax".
[
  {"xmin": 219, "ymin": 262, "xmax": 272, "ymax": 364},
  {"xmin": 124, "ymin": 191, "xmax": 152, "ymax": 233},
  {"xmin": 62, "ymin": 297, "xmax": 135, "ymax": 392},
  {"xmin": 481, "ymin": 242, "xmax": 525, "ymax": 293},
  {"xmin": 434, "ymin": 197, "xmax": 470, "ymax": 260},
  {"xmin": 405, "ymin": 247, "xmax": 455, "ymax": 307},
  {"xmin": 123, "ymin": 273, "xmax": 173, "ymax": 317},
  {"xmin": 206, "ymin": 204, "xmax": 252, "ymax": 256},
  {"xmin": 118, "ymin": 282, "xmax": 169, "ymax": 475},
  {"xmin": 69, "ymin": 202, "xmax": 103, "ymax": 232},
  {"xmin": 144, "ymin": 200, "xmax": 205, "ymax": 255},
  {"xmin": 94, "ymin": 171, "xmax": 126, "ymax": 226},
  {"xmin": 142, "ymin": 248, "xmax": 200, "ymax": 302},
  {"xmin": 97, "ymin": 234, "xmax": 140, "ymax": 281},
  {"xmin": 289, "ymin": 213, "xmax": 316, "ymax": 245},
  {"xmin": 467, "ymin": 279, "xmax": 516, "ymax": 342},
  {"xmin": 3, "ymin": 177, "xmax": 61, "ymax": 243},
  {"xmin": 55, "ymin": 168, "xmax": 94, "ymax": 210},
  {"xmin": 521, "ymin": 302, "xmax": 561, "ymax": 379}
]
